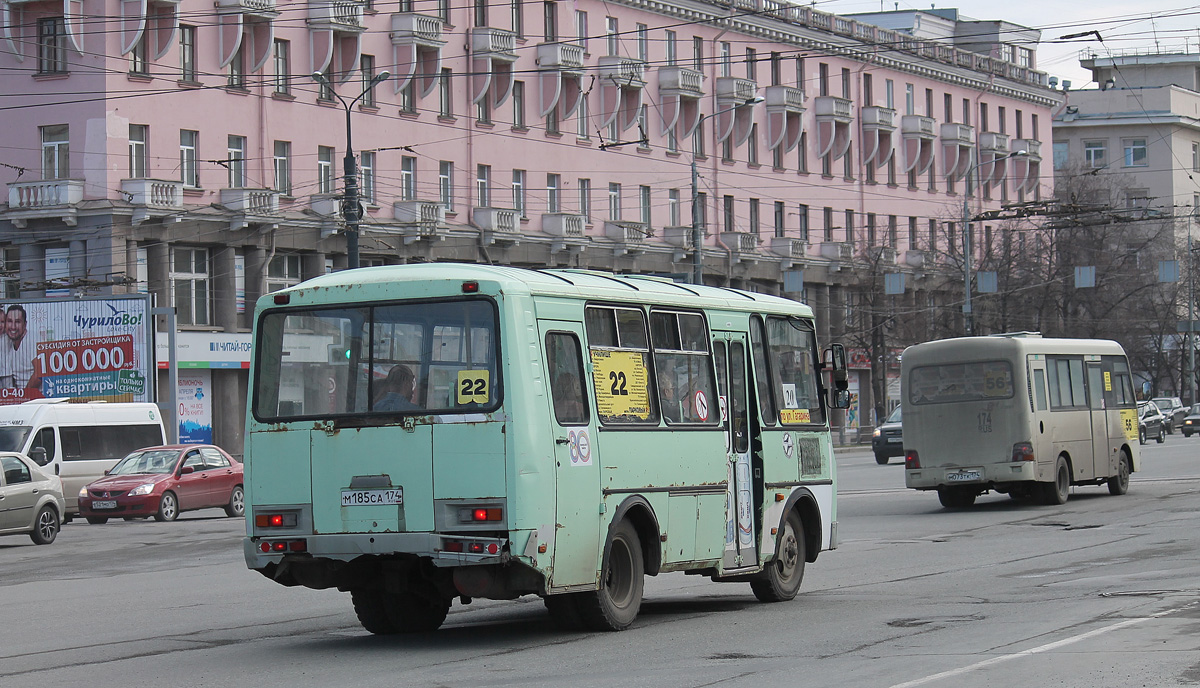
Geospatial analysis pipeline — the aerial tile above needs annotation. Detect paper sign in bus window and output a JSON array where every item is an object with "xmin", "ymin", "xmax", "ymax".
[
  {"xmin": 456, "ymin": 369, "xmax": 490, "ymax": 404},
  {"xmin": 781, "ymin": 383, "xmax": 799, "ymax": 409},
  {"xmin": 780, "ymin": 408, "xmax": 811, "ymax": 424},
  {"xmin": 590, "ymin": 350, "xmax": 651, "ymax": 420}
]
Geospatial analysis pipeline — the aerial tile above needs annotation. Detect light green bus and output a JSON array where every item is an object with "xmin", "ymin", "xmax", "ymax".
[{"xmin": 244, "ymin": 264, "xmax": 849, "ymax": 632}]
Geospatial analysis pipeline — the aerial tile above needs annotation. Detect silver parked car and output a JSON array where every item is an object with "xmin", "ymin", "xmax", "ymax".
[{"xmin": 0, "ymin": 452, "xmax": 65, "ymax": 545}]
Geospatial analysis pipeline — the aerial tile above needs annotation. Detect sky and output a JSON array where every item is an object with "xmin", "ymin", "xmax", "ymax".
[{"xmin": 822, "ymin": 1, "xmax": 1200, "ymax": 88}]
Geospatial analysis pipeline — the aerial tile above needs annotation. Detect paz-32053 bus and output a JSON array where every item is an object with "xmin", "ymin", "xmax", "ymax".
[
  {"xmin": 902, "ymin": 334, "xmax": 1138, "ymax": 508},
  {"xmin": 244, "ymin": 264, "xmax": 849, "ymax": 632}
]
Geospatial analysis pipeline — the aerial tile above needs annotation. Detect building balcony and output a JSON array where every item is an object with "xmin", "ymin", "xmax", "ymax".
[
  {"xmin": 901, "ymin": 115, "xmax": 936, "ymax": 138},
  {"xmin": 814, "ymin": 96, "xmax": 853, "ymax": 160},
  {"xmin": 979, "ymin": 132, "xmax": 1009, "ymax": 154},
  {"xmin": 941, "ymin": 123, "xmax": 976, "ymax": 181},
  {"xmin": 121, "ymin": 178, "xmax": 183, "ymax": 225},
  {"xmin": 307, "ymin": 0, "xmax": 365, "ymax": 32},
  {"xmin": 861, "ymin": 106, "xmax": 897, "ymax": 167},
  {"xmin": 900, "ymin": 115, "xmax": 937, "ymax": 175},
  {"xmin": 475, "ymin": 207, "xmax": 520, "ymax": 245},
  {"xmin": 871, "ymin": 246, "xmax": 897, "ymax": 265},
  {"xmin": 471, "ymin": 27, "xmax": 517, "ymax": 61},
  {"xmin": 217, "ymin": 0, "xmax": 277, "ymax": 18},
  {"xmin": 715, "ymin": 77, "xmax": 758, "ymax": 103},
  {"xmin": 659, "ymin": 67, "xmax": 704, "ymax": 98},
  {"xmin": 542, "ymin": 212, "xmax": 585, "ymax": 238},
  {"xmin": 390, "ymin": 12, "xmax": 443, "ymax": 45},
  {"xmin": 390, "ymin": 14, "xmax": 445, "ymax": 97},
  {"xmin": 537, "ymin": 42, "xmax": 584, "ymax": 73},
  {"xmin": 764, "ymin": 86, "xmax": 805, "ymax": 153},
  {"xmin": 1011, "ymin": 139, "xmax": 1042, "ymax": 195},
  {"xmin": 599, "ymin": 56, "xmax": 646, "ymax": 88},
  {"xmin": 940, "ymin": 123, "xmax": 974, "ymax": 145},
  {"xmin": 721, "ymin": 232, "xmax": 759, "ymax": 263},
  {"xmin": 714, "ymin": 78, "xmax": 758, "ymax": 147},
  {"xmin": 819, "ymin": 241, "xmax": 853, "ymax": 262},
  {"xmin": 4, "ymin": 179, "xmax": 84, "ymax": 228},
  {"xmin": 605, "ymin": 220, "xmax": 648, "ymax": 255},
  {"xmin": 902, "ymin": 249, "xmax": 925, "ymax": 269},
  {"xmin": 860, "ymin": 106, "xmax": 895, "ymax": 130},
  {"xmin": 393, "ymin": 200, "xmax": 447, "ymax": 243},
  {"xmin": 770, "ymin": 237, "xmax": 807, "ymax": 259},
  {"xmin": 219, "ymin": 188, "xmax": 279, "ymax": 230},
  {"xmin": 765, "ymin": 85, "xmax": 804, "ymax": 112},
  {"xmin": 663, "ymin": 226, "xmax": 695, "ymax": 249}
]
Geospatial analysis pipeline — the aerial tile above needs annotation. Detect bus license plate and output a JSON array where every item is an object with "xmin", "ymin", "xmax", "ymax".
[
  {"xmin": 91, "ymin": 500, "xmax": 117, "ymax": 509},
  {"xmin": 946, "ymin": 470, "xmax": 981, "ymax": 483},
  {"xmin": 341, "ymin": 488, "xmax": 404, "ymax": 506}
]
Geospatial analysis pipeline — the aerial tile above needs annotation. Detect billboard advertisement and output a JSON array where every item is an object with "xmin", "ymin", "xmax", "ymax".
[{"xmin": 0, "ymin": 296, "xmax": 154, "ymax": 405}]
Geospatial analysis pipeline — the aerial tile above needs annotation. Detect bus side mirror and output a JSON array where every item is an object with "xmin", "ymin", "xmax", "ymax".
[
  {"xmin": 29, "ymin": 446, "xmax": 48, "ymax": 466},
  {"xmin": 1141, "ymin": 381, "xmax": 1151, "ymax": 397},
  {"xmin": 830, "ymin": 388, "xmax": 852, "ymax": 409},
  {"xmin": 825, "ymin": 343, "xmax": 849, "ymax": 391}
]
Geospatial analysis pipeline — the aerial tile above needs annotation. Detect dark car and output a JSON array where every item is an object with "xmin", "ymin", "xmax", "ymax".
[
  {"xmin": 871, "ymin": 406, "xmax": 903, "ymax": 465},
  {"xmin": 1150, "ymin": 397, "xmax": 1186, "ymax": 434},
  {"xmin": 77, "ymin": 445, "xmax": 243, "ymax": 523},
  {"xmin": 1180, "ymin": 404, "xmax": 1200, "ymax": 437},
  {"xmin": 1138, "ymin": 401, "xmax": 1166, "ymax": 445}
]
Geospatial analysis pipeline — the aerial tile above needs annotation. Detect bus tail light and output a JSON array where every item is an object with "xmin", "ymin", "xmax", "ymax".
[
  {"xmin": 255, "ymin": 512, "xmax": 299, "ymax": 528},
  {"xmin": 259, "ymin": 539, "xmax": 307, "ymax": 553},
  {"xmin": 1011, "ymin": 442, "xmax": 1035, "ymax": 462},
  {"xmin": 442, "ymin": 538, "xmax": 501, "ymax": 555},
  {"xmin": 459, "ymin": 506, "xmax": 503, "ymax": 523},
  {"xmin": 904, "ymin": 450, "xmax": 921, "ymax": 469}
]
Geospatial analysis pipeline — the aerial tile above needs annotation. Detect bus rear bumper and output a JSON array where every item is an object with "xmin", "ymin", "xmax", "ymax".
[
  {"xmin": 244, "ymin": 532, "xmax": 510, "ymax": 571},
  {"xmin": 906, "ymin": 460, "xmax": 1038, "ymax": 490}
]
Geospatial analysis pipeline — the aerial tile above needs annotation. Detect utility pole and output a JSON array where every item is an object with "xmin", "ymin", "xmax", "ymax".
[
  {"xmin": 312, "ymin": 69, "xmax": 391, "ymax": 270},
  {"xmin": 691, "ymin": 160, "xmax": 702, "ymax": 285},
  {"xmin": 961, "ymin": 149, "xmax": 1028, "ymax": 336}
]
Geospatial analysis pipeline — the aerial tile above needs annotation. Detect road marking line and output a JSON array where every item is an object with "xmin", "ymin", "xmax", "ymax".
[{"xmin": 888, "ymin": 605, "xmax": 1187, "ymax": 688}]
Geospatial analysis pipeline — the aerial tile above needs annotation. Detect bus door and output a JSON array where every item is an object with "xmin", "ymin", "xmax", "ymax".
[
  {"xmin": 1085, "ymin": 360, "xmax": 1108, "ymax": 480},
  {"xmin": 540, "ymin": 322, "xmax": 601, "ymax": 589},
  {"xmin": 714, "ymin": 335, "xmax": 756, "ymax": 570}
]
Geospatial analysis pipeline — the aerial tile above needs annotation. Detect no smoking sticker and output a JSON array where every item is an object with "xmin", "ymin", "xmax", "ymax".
[{"xmin": 694, "ymin": 391, "xmax": 709, "ymax": 421}]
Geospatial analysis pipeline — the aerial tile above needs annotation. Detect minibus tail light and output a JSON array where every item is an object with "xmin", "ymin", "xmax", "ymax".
[
  {"xmin": 904, "ymin": 450, "xmax": 920, "ymax": 469},
  {"xmin": 273, "ymin": 293, "xmax": 290, "ymax": 305},
  {"xmin": 1011, "ymin": 442, "xmax": 1035, "ymax": 462},
  {"xmin": 462, "ymin": 281, "xmax": 479, "ymax": 293}
]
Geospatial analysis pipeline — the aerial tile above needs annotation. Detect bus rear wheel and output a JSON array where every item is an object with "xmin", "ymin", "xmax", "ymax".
[
  {"xmin": 577, "ymin": 519, "xmax": 643, "ymax": 631},
  {"xmin": 750, "ymin": 511, "xmax": 806, "ymax": 602},
  {"xmin": 351, "ymin": 589, "xmax": 450, "ymax": 634},
  {"xmin": 937, "ymin": 487, "xmax": 976, "ymax": 508},
  {"xmin": 1041, "ymin": 457, "xmax": 1070, "ymax": 505},
  {"xmin": 1108, "ymin": 450, "xmax": 1131, "ymax": 496}
]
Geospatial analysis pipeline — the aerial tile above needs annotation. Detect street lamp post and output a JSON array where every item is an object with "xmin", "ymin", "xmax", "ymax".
[
  {"xmin": 961, "ymin": 149, "xmax": 1027, "ymax": 336},
  {"xmin": 692, "ymin": 95, "xmax": 764, "ymax": 285},
  {"xmin": 312, "ymin": 69, "xmax": 391, "ymax": 270}
]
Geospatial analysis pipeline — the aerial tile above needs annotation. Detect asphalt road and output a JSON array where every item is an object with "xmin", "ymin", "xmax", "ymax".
[{"xmin": 1, "ymin": 437, "xmax": 1197, "ymax": 687}]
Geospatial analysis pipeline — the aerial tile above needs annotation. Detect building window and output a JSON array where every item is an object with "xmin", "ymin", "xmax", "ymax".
[
  {"xmin": 474, "ymin": 0, "xmax": 487, "ymax": 26},
  {"xmin": 511, "ymin": 0, "xmax": 523, "ymax": 37},
  {"xmin": 745, "ymin": 48, "xmax": 756, "ymax": 80},
  {"xmin": 400, "ymin": 82, "xmax": 415, "ymax": 113},
  {"xmin": 360, "ymin": 150, "xmax": 376, "ymax": 203},
  {"xmin": 749, "ymin": 198, "xmax": 760, "ymax": 235},
  {"xmin": 401, "ymin": 155, "xmax": 417, "ymax": 200},
  {"xmin": 316, "ymin": 66, "xmax": 334, "ymax": 101},
  {"xmin": 770, "ymin": 52, "xmax": 781, "ymax": 85},
  {"xmin": 798, "ymin": 132, "xmax": 808, "ymax": 173},
  {"xmin": 513, "ymin": 169, "xmax": 527, "ymax": 216},
  {"xmin": 720, "ymin": 41, "xmax": 731, "ymax": 77},
  {"xmin": 1123, "ymin": 138, "xmax": 1147, "ymax": 167},
  {"xmin": 318, "ymin": 146, "xmax": 334, "ymax": 194},
  {"xmin": 272, "ymin": 39, "xmax": 290, "ymax": 94},
  {"xmin": 128, "ymin": 125, "xmax": 148, "ymax": 178},
  {"xmin": 866, "ymin": 213, "xmax": 876, "ymax": 246},
  {"xmin": 640, "ymin": 185, "xmax": 651, "ymax": 226},
  {"xmin": 477, "ymin": 164, "xmax": 491, "ymax": 206},
  {"xmin": 693, "ymin": 118, "xmax": 705, "ymax": 158},
  {"xmin": 1052, "ymin": 142, "xmax": 1069, "ymax": 170},
  {"xmin": 637, "ymin": 23, "xmax": 648, "ymax": 63},
  {"xmin": 547, "ymin": 173, "xmax": 561, "ymax": 213},
  {"xmin": 476, "ymin": 93, "xmax": 490, "ymax": 123},
  {"xmin": 172, "ymin": 247, "xmax": 210, "ymax": 326},
  {"xmin": 1193, "ymin": 142, "xmax": 1200, "ymax": 172},
  {"xmin": 180, "ymin": 25, "xmax": 196, "ymax": 82},
  {"xmin": 544, "ymin": 0, "xmax": 558, "ymax": 42},
  {"xmin": 668, "ymin": 189, "xmax": 680, "ymax": 226},
  {"xmin": 273, "ymin": 140, "xmax": 291, "ymax": 195},
  {"xmin": 267, "ymin": 254, "xmax": 303, "ymax": 293},
  {"xmin": 37, "ymin": 17, "xmax": 67, "ymax": 74},
  {"xmin": 822, "ymin": 206, "xmax": 833, "ymax": 241},
  {"xmin": 575, "ymin": 10, "xmax": 588, "ymax": 52},
  {"xmin": 606, "ymin": 17, "xmax": 618, "ymax": 55},
  {"xmin": 360, "ymin": 55, "xmax": 377, "ymax": 107},
  {"xmin": 774, "ymin": 201, "xmax": 785, "ymax": 238},
  {"xmin": 845, "ymin": 209, "xmax": 855, "ymax": 244},
  {"xmin": 721, "ymin": 139, "xmax": 733, "ymax": 163},
  {"xmin": 693, "ymin": 36, "xmax": 703, "ymax": 71},
  {"xmin": 439, "ymin": 161, "xmax": 454, "ymax": 210},
  {"xmin": 748, "ymin": 123, "xmax": 759, "ymax": 165},
  {"xmin": 439, "ymin": 68, "xmax": 453, "ymax": 117},
  {"xmin": 579, "ymin": 178, "xmax": 591, "ymax": 220},
  {"xmin": 576, "ymin": 93, "xmax": 589, "ymax": 138},
  {"xmin": 0, "ymin": 247, "xmax": 20, "ymax": 299},
  {"xmin": 1083, "ymin": 141, "xmax": 1106, "ymax": 169},
  {"xmin": 797, "ymin": 204, "xmax": 809, "ymax": 241},
  {"xmin": 888, "ymin": 215, "xmax": 898, "ymax": 247},
  {"xmin": 180, "ymin": 130, "xmax": 199, "ymax": 188},
  {"xmin": 130, "ymin": 33, "xmax": 148, "ymax": 74},
  {"xmin": 723, "ymin": 195, "xmax": 735, "ymax": 233},
  {"xmin": 666, "ymin": 30, "xmax": 677, "ymax": 66},
  {"xmin": 908, "ymin": 216, "xmax": 917, "ymax": 248},
  {"xmin": 512, "ymin": 81, "xmax": 526, "ymax": 128},
  {"xmin": 608, "ymin": 182, "xmax": 621, "ymax": 220},
  {"xmin": 227, "ymin": 135, "xmax": 246, "ymax": 188},
  {"xmin": 228, "ymin": 44, "xmax": 245, "ymax": 88}
]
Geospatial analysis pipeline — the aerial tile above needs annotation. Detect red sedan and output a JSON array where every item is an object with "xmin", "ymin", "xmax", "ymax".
[{"xmin": 78, "ymin": 445, "xmax": 243, "ymax": 524}]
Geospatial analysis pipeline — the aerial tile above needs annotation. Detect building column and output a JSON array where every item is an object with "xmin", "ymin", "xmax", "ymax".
[
  {"xmin": 18, "ymin": 244, "xmax": 44, "ymax": 298},
  {"xmin": 301, "ymin": 252, "xmax": 326, "ymax": 282},
  {"xmin": 147, "ymin": 241, "xmax": 170, "ymax": 327},
  {"xmin": 212, "ymin": 246, "xmax": 237, "ymax": 331},
  {"xmin": 244, "ymin": 245, "xmax": 267, "ymax": 315}
]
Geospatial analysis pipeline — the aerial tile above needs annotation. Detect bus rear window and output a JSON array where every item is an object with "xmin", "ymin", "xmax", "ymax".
[
  {"xmin": 253, "ymin": 298, "xmax": 500, "ymax": 421},
  {"xmin": 909, "ymin": 361, "xmax": 1014, "ymax": 405}
]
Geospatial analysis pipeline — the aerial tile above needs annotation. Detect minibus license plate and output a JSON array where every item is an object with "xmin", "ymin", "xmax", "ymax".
[
  {"xmin": 92, "ymin": 500, "xmax": 117, "ymax": 509},
  {"xmin": 946, "ymin": 470, "xmax": 981, "ymax": 483},
  {"xmin": 341, "ymin": 488, "xmax": 404, "ymax": 506}
]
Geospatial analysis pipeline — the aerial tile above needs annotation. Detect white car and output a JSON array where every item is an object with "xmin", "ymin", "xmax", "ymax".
[{"xmin": 0, "ymin": 452, "xmax": 65, "ymax": 545}]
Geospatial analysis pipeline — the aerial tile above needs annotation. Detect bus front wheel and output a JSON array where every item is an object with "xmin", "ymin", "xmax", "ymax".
[
  {"xmin": 1107, "ymin": 450, "xmax": 1131, "ymax": 496},
  {"xmin": 577, "ymin": 519, "xmax": 644, "ymax": 631},
  {"xmin": 750, "ymin": 511, "xmax": 806, "ymax": 602},
  {"xmin": 1041, "ymin": 457, "xmax": 1070, "ymax": 505}
]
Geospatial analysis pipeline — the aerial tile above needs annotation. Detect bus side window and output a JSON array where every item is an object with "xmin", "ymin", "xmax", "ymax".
[
  {"xmin": 749, "ymin": 317, "xmax": 776, "ymax": 426},
  {"xmin": 1032, "ymin": 369, "xmax": 1047, "ymax": 411},
  {"xmin": 546, "ymin": 332, "xmax": 589, "ymax": 426},
  {"xmin": 32, "ymin": 427, "xmax": 56, "ymax": 462}
]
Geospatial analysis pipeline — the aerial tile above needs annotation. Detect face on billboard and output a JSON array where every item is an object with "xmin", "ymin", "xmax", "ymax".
[{"xmin": 6, "ymin": 307, "xmax": 26, "ymax": 342}]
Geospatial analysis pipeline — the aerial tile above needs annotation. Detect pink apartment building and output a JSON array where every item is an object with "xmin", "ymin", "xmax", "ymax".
[{"xmin": 0, "ymin": 1, "xmax": 1057, "ymax": 451}]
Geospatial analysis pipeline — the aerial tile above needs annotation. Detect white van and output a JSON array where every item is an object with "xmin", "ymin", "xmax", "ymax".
[{"xmin": 0, "ymin": 400, "xmax": 167, "ymax": 517}]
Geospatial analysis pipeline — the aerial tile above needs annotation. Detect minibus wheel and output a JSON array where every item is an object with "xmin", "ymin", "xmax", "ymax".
[
  {"xmin": 1107, "ymin": 450, "xmax": 1131, "ymax": 496},
  {"xmin": 750, "ymin": 510, "xmax": 806, "ymax": 602},
  {"xmin": 351, "ymin": 589, "xmax": 396, "ymax": 634},
  {"xmin": 577, "ymin": 519, "xmax": 644, "ymax": 631},
  {"xmin": 544, "ymin": 593, "xmax": 584, "ymax": 630},
  {"xmin": 384, "ymin": 591, "xmax": 450, "ymax": 632},
  {"xmin": 1041, "ymin": 457, "xmax": 1070, "ymax": 505},
  {"xmin": 937, "ymin": 487, "xmax": 976, "ymax": 508}
]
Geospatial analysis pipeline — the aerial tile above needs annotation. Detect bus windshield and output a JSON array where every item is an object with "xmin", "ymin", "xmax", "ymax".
[
  {"xmin": 253, "ymin": 298, "xmax": 500, "ymax": 421},
  {"xmin": 0, "ymin": 426, "xmax": 31, "ymax": 452}
]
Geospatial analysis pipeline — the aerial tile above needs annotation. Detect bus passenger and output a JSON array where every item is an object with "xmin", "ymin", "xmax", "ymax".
[{"xmin": 375, "ymin": 365, "xmax": 419, "ymax": 412}]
